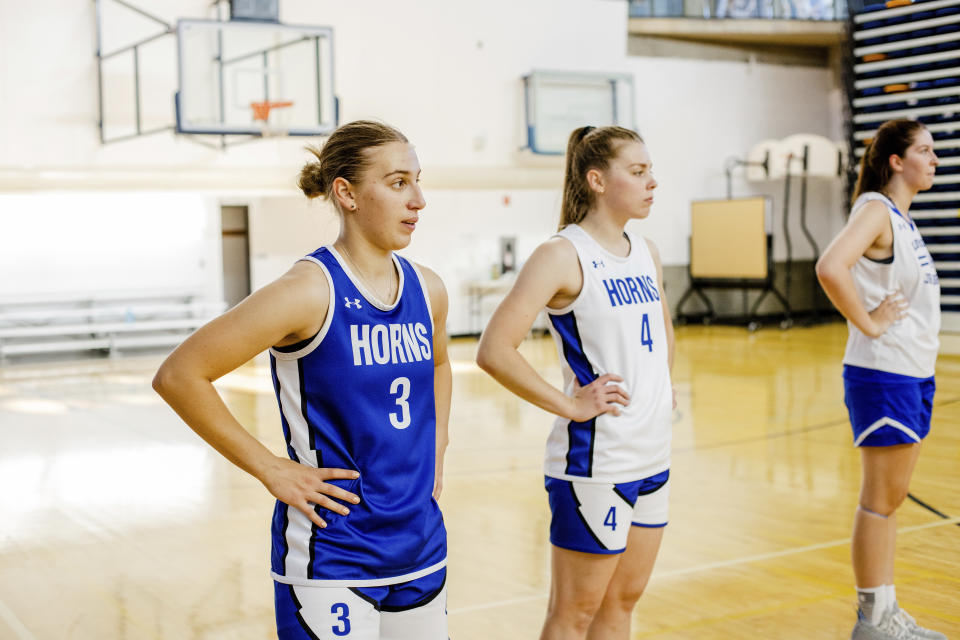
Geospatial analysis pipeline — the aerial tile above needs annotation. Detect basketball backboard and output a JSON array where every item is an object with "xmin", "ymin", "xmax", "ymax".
[
  {"xmin": 523, "ymin": 71, "xmax": 636, "ymax": 155},
  {"xmin": 176, "ymin": 19, "xmax": 336, "ymax": 136}
]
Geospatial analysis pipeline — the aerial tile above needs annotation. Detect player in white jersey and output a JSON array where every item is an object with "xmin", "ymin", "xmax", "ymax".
[
  {"xmin": 153, "ymin": 121, "xmax": 452, "ymax": 639},
  {"xmin": 477, "ymin": 125, "xmax": 674, "ymax": 640},
  {"xmin": 817, "ymin": 119, "xmax": 945, "ymax": 640}
]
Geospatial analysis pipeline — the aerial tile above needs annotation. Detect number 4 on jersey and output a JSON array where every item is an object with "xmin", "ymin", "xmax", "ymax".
[{"xmin": 640, "ymin": 313, "xmax": 653, "ymax": 352}]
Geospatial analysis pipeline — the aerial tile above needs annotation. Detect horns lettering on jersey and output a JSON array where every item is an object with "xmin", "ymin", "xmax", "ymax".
[
  {"xmin": 603, "ymin": 276, "xmax": 661, "ymax": 307},
  {"xmin": 350, "ymin": 322, "xmax": 432, "ymax": 366}
]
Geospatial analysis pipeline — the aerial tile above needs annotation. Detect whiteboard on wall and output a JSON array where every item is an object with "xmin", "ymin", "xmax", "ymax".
[
  {"xmin": 523, "ymin": 71, "xmax": 635, "ymax": 155},
  {"xmin": 690, "ymin": 197, "xmax": 771, "ymax": 280}
]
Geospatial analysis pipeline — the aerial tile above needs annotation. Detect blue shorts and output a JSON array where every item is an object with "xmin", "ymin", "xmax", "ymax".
[
  {"xmin": 545, "ymin": 470, "xmax": 669, "ymax": 555},
  {"xmin": 843, "ymin": 365, "xmax": 935, "ymax": 447},
  {"xmin": 274, "ymin": 568, "xmax": 447, "ymax": 639}
]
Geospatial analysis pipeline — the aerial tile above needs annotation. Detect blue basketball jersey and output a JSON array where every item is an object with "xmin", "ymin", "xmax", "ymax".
[{"xmin": 268, "ymin": 246, "xmax": 446, "ymax": 586}]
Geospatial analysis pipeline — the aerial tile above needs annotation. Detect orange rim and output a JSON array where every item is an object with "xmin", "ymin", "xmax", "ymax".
[
  {"xmin": 250, "ymin": 100, "xmax": 294, "ymax": 121},
  {"xmin": 883, "ymin": 83, "xmax": 910, "ymax": 93},
  {"xmin": 885, "ymin": 0, "xmax": 912, "ymax": 7},
  {"xmin": 863, "ymin": 53, "xmax": 887, "ymax": 62}
]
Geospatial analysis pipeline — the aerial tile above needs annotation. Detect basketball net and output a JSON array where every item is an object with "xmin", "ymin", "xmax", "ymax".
[{"xmin": 251, "ymin": 101, "xmax": 293, "ymax": 138}]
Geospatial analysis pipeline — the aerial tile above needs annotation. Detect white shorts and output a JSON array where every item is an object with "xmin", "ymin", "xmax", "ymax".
[
  {"xmin": 545, "ymin": 470, "xmax": 670, "ymax": 554},
  {"xmin": 274, "ymin": 568, "xmax": 447, "ymax": 639}
]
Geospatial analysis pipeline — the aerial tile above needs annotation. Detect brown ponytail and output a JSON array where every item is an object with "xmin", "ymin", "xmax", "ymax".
[
  {"xmin": 852, "ymin": 118, "xmax": 926, "ymax": 205},
  {"xmin": 298, "ymin": 120, "xmax": 408, "ymax": 203},
  {"xmin": 560, "ymin": 125, "xmax": 643, "ymax": 229}
]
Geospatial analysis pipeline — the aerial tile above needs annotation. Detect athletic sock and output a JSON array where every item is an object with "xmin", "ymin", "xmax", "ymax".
[
  {"xmin": 857, "ymin": 585, "xmax": 891, "ymax": 625},
  {"xmin": 886, "ymin": 584, "xmax": 897, "ymax": 609}
]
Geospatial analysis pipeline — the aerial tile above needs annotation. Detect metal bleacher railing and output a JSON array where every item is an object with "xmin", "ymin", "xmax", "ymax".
[
  {"xmin": 628, "ymin": 0, "xmax": 848, "ymax": 20},
  {"xmin": 0, "ymin": 291, "xmax": 225, "ymax": 360},
  {"xmin": 844, "ymin": 0, "xmax": 960, "ymax": 322}
]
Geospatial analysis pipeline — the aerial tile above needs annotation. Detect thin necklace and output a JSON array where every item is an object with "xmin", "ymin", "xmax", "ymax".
[{"xmin": 338, "ymin": 244, "xmax": 397, "ymax": 305}]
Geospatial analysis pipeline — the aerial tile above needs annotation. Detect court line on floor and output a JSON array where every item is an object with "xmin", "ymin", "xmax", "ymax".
[
  {"xmin": 447, "ymin": 394, "xmax": 960, "ymax": 479},
  {"xmin": 442, "ymin": 415, "xmax": 849, "ymax": 478},
  {"xmin": 0, "ymin": 597, "xmax": 35, "ymax": 640},
  {"xmin": 447, "ymin": 515, "xmax": 960, "ymax": 616},
  {"xmin": 673, "ymin": 416, "xmax": 846, "ymax": 453},
  {"xmin": 908, "ymin": 492, "xmax": 960, "ymax": 526},
  {"xmin": 654, "ymin": 515, "xmax": 960, "ymax": 578},
  {"xmin": 680, "ymin": 392, "xmax": 960, "ymax": 453}
]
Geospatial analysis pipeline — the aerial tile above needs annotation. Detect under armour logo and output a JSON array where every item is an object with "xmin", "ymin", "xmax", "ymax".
[
  {"xmin": 344, "ymin": 297, "xmax": 362, "ymax": 309},
  {"xmin": 592, "ymin": 259, "xmax": 605, "ymax": 269}
]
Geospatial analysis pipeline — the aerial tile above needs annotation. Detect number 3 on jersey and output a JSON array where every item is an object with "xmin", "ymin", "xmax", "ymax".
[{"xmin": 389, "ymin": 376, "xmax": 411, "ymax": 429}]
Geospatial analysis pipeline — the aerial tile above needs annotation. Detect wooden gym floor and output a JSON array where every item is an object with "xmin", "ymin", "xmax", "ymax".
[{"xmin": 0, "ymin": 322, "xmax": 957, "ymax": 639}]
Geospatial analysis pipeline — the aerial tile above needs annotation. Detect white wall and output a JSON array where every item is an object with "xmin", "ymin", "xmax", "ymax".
[
  {"xmin": 629, "ymin": 57, "xmax": 846, "ymax": 264},
  {"xmin": 245, "ymin": 196, "xmax": 341, "ymax": 292},
  {"xmin": 0, "ymin": 0, "xmax": 845, "ymax": 333},
  {"xmin": 0, "ymin": 193, "xmax": 220, "ymax": 300},
  {"xmin": 245, "ymin": 190, "xmax": 561, "ymax": 333}
]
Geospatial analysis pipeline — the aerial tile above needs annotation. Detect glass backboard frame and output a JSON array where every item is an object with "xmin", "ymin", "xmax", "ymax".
[
  {"xmin": 523, "ymin": 71, "xmax": 636, "ymax": 155},
  {"xmin": 175, "ymin": 18, "xmax": 336, "ymax": 136}
]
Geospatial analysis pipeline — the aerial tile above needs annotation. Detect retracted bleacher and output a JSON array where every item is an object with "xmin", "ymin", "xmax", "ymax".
[
  {"xmin": 848, "ymin": 0, "xmax": 960, "ymax": 331},
  {"xmin": 0, "ymin": 291, "xmax": 225, "ymax": 360}
]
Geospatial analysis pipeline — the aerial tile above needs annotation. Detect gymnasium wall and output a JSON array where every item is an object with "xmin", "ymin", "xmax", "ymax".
[
  {"xmin": 245, "ymin": 191, "xmax": 562, "ymax": 333},
  {"xmin": 0, "ymin": 193, "xmax": 221, "ymax": 301},
  {"xmin": 0, "ymin": 0, "xmax": 845, "ymax": 334}
]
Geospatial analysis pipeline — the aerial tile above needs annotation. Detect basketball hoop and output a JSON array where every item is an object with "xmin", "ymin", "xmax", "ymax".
[{"xmin": 250, "ymin": 101, "xmax": 293, "ymax": 137}]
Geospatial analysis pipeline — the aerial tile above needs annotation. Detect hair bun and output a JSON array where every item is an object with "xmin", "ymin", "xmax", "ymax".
[{"xmin": 298, "ymin": 162, "xmax": 326, "ymax": 199}]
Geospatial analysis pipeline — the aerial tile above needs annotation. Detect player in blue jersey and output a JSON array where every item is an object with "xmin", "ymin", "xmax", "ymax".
[
  {"xmin": 477, "ymin": 126, "xmax": 674, "ymax": 640},
  {"xmin": 153, "ymin": 120, "xmax": 452, "ymax": 639},
  {"xmin": 817, "ymin": 119, "xmax": 945, "ymax": 640}
]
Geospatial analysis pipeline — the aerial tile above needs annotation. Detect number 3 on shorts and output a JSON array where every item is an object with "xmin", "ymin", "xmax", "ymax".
[
  {"xmin": 389, "ymin": 377, "xmax": 411, "ymax": 429},
  {"xmin": 331, "ymin": 602, "xmax": 351, "ymax": 636}
]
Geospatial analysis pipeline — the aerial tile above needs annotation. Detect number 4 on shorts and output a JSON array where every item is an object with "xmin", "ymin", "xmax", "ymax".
[{"xmin": 604, "ymin": 506, "xmax": 617, "ymax": 531}]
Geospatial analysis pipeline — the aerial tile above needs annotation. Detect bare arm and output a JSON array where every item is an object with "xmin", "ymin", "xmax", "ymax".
[
  {"xmin": 418, "ymin": 264, "xmax": 451, "ymax": 500},
  {"xmin": 815, "ymin": 201, "xmax": 907, "ymax": 338},
  {"xmin": 476, "ymin": 237, "xmax": 630, "ymax": 422},
  {"xmin": 152, "ymin": 261, "xmax": 360, "ymax": 529}
]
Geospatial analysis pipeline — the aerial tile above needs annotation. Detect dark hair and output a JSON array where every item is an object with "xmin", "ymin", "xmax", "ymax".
[
  {"xmin": 560, "ymin": 125, "xmax": 644, "ymax": 229},
  {"xmin": 298, "ymin": 120, "xmax": 408, "ymax": 202},
  {"xmin": 852, "ymin": 119, "xmax": 926, "ymax": 204}
]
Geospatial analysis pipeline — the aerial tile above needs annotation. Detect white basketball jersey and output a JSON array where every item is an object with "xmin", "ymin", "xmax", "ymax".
[
  {"xmin": 544, "ymin": 224, "xmax": 672, "ymax": 484},
  {"xmin": 843, "ymin": 192, "xmax": 940, "ymax": 378}
]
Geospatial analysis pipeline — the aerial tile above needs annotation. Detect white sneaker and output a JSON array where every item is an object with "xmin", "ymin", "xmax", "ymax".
[
  {"xmin": 851, "ymin": 608, "xmax": 915, "ymax": 640},
  {"xmin": 892, "ymin": 605, "xmax": 948, "ymax": 640}
]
